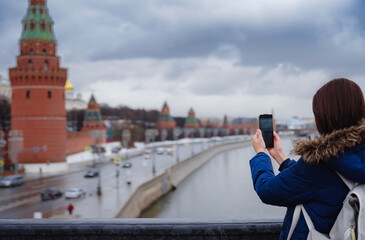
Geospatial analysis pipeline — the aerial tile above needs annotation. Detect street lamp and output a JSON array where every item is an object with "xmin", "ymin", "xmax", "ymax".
[
  {"xmin": 189, "ymin": 129, "xmax": 195, "ymax": 157},
  {"xmin": 173, "ymin": 129, "xmax": 181, "ymax": 163},
  {"xmin": 1, "ymin": 130, "xmax": 46, "ymax": 175},
  {"xmin": 198, "ymin": 128, "xmax": 205, "ymax": 151},
  {"xmin": 213, "ymin": 129, "xmax": 219, "ymax": 146},
  {"xmin": 145, "ymin": 129, "xmax": 158, "ymax": 176},
  {"xmin": 161, "ymin": 129, "xmax": 168, "ymax": 142},
  {"xmin": 8, "ymin": 130, "xmax": 23, "ymax": 174},
  {"xmin": 0, "ymin": 131, "xmax": 6, "ymax": 176},
  {"xmin": 90, "ymin": 130, "xmax": 105, "ymax": 196},
  {"xmin": 0, "ymin": 131, "xmax": 6, "ymax": 148},
  {"xmin": 122, "ymin": 129, "xmax": 131, "ymax": 160}
]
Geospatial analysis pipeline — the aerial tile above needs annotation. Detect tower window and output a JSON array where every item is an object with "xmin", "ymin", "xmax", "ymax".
[
  {"xmin": 28, "ymin": 59, "xmax": 32, "ymax": 66},
  {"xmin": 24, "ymin": 23, "xmax": 27, "ymax": 31},
  {"xmin": 44, "ymin": 60, "xmax": 48, "ymax": 71},
  {"xmin": 32, "ymin": 9, "xmax": 36, "ymax": 14},
  {"xmin": 30, "ymin": 21, "xmax": 35, "ymax": 30},
  {"xmin": 48, "ymin": 91, "xmax": 52, "ymax": 99},
  {"xmin": 41, "ymin": 21, "xmax": 46, "ymax": 31},
  {"xmin": 43, "ymin": 49, "xmax": 46, "ymax": 54},
  {"xmin": 49, "ymin": 25, "xmax": 52, "ymax": 32},
  {"xmin": 40, "ymin": 9, "xmax": 43, "ymax": 14},
  {"xmin": 30, "ymin": 48, "xmax": 33, "ymax": 54},
  {"xmin": 26, "ymin": 90, "xmax": 30, "ymax": 99}
]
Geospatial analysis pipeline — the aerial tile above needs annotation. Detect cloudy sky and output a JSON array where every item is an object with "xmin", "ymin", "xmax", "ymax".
[{"xmin": 1, "ymin": 0, "xmax": 365, "ymax": 119}]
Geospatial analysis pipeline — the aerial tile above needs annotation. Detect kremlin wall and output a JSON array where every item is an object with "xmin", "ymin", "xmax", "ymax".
[{"xmin": 1, "ymin": 0, "xmax": 258, "ymax": 174}]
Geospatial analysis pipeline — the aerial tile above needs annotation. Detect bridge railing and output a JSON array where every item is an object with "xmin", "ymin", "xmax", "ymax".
[{"xmin": 0, "ymin": 219, "xmax": 282, "ymax": 240}]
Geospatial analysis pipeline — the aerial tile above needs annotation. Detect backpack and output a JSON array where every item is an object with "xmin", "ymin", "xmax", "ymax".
[{"xmin": 287, "ymin": 173, "xmax": 364, "ymax": 240}]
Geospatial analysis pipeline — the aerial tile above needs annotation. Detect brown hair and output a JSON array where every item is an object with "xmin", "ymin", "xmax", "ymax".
[{"xmin": 313, "ymin": 78, "xmax": 365, "ymax": 135}]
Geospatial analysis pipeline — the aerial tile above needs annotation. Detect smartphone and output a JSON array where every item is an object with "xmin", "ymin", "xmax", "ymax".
[{"xmin": 259, "ymin": 114, "xmax": 274, "ymax": 148}]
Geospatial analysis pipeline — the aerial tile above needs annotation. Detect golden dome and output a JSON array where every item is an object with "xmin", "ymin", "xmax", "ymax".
[{"xmin": 64, "ymin": 79, "xmax": 74, "ymax": 91}]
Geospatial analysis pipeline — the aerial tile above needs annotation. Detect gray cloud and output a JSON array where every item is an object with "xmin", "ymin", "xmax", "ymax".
[{"xmin": 1, "ymin": 0, "xmax": 365, "ymax": 119}]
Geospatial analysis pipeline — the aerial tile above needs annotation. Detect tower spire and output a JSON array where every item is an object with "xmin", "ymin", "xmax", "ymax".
[
  {"xmin": 21, "ymin": 0, "xmax": 55, "ymax": 42},
  {"xmin": 30, "ymin": 0, "xmax": 46, "ymax": 6}
]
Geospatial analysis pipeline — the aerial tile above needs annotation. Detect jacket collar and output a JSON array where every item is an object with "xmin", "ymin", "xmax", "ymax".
[{"xmin": 292, "ymin": 119, "xmax": 365, "ymax": 164}]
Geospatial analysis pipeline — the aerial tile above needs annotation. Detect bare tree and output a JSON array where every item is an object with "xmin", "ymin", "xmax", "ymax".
[{"xmin": 0, "ymin": 96, "xmax": 10, "ymax": 130}]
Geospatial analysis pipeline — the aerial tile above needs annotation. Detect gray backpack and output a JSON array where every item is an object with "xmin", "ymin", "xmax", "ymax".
[{"xmin": 287, "ymin": 174, "xmax": 364, "ymax": 240}]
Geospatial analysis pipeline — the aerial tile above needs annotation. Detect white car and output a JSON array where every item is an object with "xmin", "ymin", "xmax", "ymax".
[
  {"xmin": 0, "ymin": 175, "xmax": 24, "ymax": 188},
  {"xmin": 156, "ymin": 147, "xmax": 165, "ymax": 154},
  {"xmin": 65, "ymin": 188, "xmax": 86, "ymax": 199}
]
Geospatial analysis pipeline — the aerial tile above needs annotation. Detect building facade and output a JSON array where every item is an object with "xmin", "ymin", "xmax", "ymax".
[{"xmin": 0, "ymin": 76, "xmax": 12, "ymax": 100}]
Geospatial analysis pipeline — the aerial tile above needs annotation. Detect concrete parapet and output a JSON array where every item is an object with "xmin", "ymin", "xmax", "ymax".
[
  {"xmin": 116, "ymin": 141, "xmax": 251, "ymax": 218},
  {"xmin": 0, "ymin": 219, "xmax": 282, "ymax": 240}
]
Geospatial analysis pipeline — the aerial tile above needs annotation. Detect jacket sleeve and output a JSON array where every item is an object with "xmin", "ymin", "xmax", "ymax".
[
  {"xmin": 278, "ymin": 158, "xmax": 296, "ymax": 172},
  {"xmin": 330, "ymin": 154, "xmax": 365, "ymax": 184},
  {"xmin": 250, "ymin": 152, "xmax": 315, "ymax": 207}
]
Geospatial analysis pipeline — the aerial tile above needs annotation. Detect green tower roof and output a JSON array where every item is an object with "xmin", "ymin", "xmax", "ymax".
[
  {"xmin": 20, "ymin": 3, "xmax": 56, "ymax": 42},
  {"xmin": 163, "ymin": 101, "xmax": 168, "ymax": 109},
  {"xmin": 89, "ymin": 94, "xmax": 97, "ymax": 104},
  {"xmin": 83, "ymin": 110, "xmax": 102, "ymax": 123}
]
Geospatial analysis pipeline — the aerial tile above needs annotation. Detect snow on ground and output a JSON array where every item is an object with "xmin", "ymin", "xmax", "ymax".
[{"xmin": 66, "ymin": 136, "xmax": 249, "ymax": 165}]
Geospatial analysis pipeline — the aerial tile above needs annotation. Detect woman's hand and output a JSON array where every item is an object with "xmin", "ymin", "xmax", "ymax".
[
  {"xmin": 268, "ymin": 131, "xmax": 288, "ymax": 165},
  {"xmin": 252, "ymin": 129, "xmax": 266, "ymax": 154}
]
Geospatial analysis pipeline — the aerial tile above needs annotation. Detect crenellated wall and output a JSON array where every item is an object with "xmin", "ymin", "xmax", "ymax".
[{"xmin": 66, "ymin": 132, "xmax": 95, "ymax": 155}]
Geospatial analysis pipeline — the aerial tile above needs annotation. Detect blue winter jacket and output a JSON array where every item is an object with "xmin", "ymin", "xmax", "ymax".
[{"xmin": 250, "ymin": 122, "xmax": 365, "ymax": 240}]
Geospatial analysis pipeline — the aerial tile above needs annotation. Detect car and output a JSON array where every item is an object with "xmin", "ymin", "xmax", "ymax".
[
  {"xmin": 0, "ymin": 175, "xmax": 24, "ymax": 187},
  {"xmin": 111, "ymin": 146, "xmax": 121, "ymax": 153},
  {"xmin": 156, "ymin": 147, "xmax": 165, "ymax": 154},
  {"xmin": 65, "ymin": 188, "xmax": 86, "ymax": 199},
  {"xmin": 41, "ymin": 189, "xmax": 63, "ymax": 201},
  {"xmin": 166, "ymin": 147, "xmax": 176, "ymax": 155},
  {"xmin": 91, "ymin": 145, "xmax": 106, "ymax": 153},
  {"xmin": 122, "ymin": 162, "xmax": 132, "ymax": 168},
  {"xmin": 84, "ymin": 169, "xmax": 99, "ymax": 178}
]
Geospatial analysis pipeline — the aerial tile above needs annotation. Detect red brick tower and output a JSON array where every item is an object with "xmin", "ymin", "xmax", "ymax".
[
  {"xmin": 184, "ymin": 108, "xmax": 200, "ymax": 129},
  {"xmin": 8, "ymin": 0, "xmax": 68, "ymax": 168},
  {"xmin": 156, "ymin": 102, "xmax": 176, "ymax": 129},
  {"xmin": 81, "ymin": 95, "xmax": 106, "ymax": 143},
  {"xmin": 81, "ymin": 95, "xmax": 105, "ymax": 131},
  {"xmin": 223, "ymin": 115, "xmax": 229, "ymax": 128}
]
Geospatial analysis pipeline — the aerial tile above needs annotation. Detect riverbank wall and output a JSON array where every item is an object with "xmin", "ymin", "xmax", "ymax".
[{"xmin": 116, "ymin": 140, "xmax": 251, "ymax": 218}]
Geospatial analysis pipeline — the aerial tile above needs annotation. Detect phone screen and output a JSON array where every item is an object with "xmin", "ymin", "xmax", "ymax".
[{"xmin": 259, "ymin": 114, "xmax": 274, "ymax": 148}]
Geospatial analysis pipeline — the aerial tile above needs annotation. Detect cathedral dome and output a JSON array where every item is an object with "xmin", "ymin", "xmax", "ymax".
[{"xmin": 64, "ymin": 79, "xmax": 74, "ymax": 91}]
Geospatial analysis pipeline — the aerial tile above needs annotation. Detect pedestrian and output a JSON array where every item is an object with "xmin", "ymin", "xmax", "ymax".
[
  {"xmin": 67, "ymin": 203, "xmax": 74, "ymax": 215},
  {"xmin": 250, "ymin": 78, "xmax": 365, "ymax": 239}
]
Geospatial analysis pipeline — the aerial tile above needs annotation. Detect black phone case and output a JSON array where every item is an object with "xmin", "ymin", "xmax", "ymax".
[{"xmin": 259, "ymin": 115, "xmax": 274, "ymax": 148}]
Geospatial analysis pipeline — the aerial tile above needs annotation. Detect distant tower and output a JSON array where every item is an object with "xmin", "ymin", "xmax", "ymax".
[
  {"xmin": 8, "ymin": 0, "xmax": 68, "ymax": 169},
  {"xmin": 184, "ymin": 108, "xmax": 199, "ymax": 129},
  {"xmin": 81, "ymin": 95, "xmax": 106, "ymax": 142},
  {"xmin": 223, "ymin": 115, "xmax": 229, "ymax": 128},
  {"xmin": 156, "ymin": 102, "xmax": 176, "ymax": 129}
]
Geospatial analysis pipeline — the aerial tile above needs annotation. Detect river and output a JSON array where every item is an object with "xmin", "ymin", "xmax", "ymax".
[{"xmin": 140, "ymin": 136, "xmax": 299, "ymax": 219}]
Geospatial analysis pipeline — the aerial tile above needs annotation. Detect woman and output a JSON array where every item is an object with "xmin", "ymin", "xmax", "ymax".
[{"xmin": 250, "ymin": 78, "xmax": 365, "ymax": 239}]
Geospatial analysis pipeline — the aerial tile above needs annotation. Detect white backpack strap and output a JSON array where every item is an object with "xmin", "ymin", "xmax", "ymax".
[
  {"xmin": 300, "ymin": 205, "xmax": 315, "ymax": 230},
  {"xmin": 287, "ymin": 205, "xmax": 302, "ymax": 239},
  {"xmin": 287, "ymin": 204, "xmax": 316, "ymax": 240},
  {"xmin": 336, "ymin": 172, "xmax": 356, "ymax": 190}
]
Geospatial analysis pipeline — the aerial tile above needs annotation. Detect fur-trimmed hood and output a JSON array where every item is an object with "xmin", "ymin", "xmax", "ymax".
[{"xmin": 292, "ymin": 119, "xmax": 365, "ymax": 164}]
